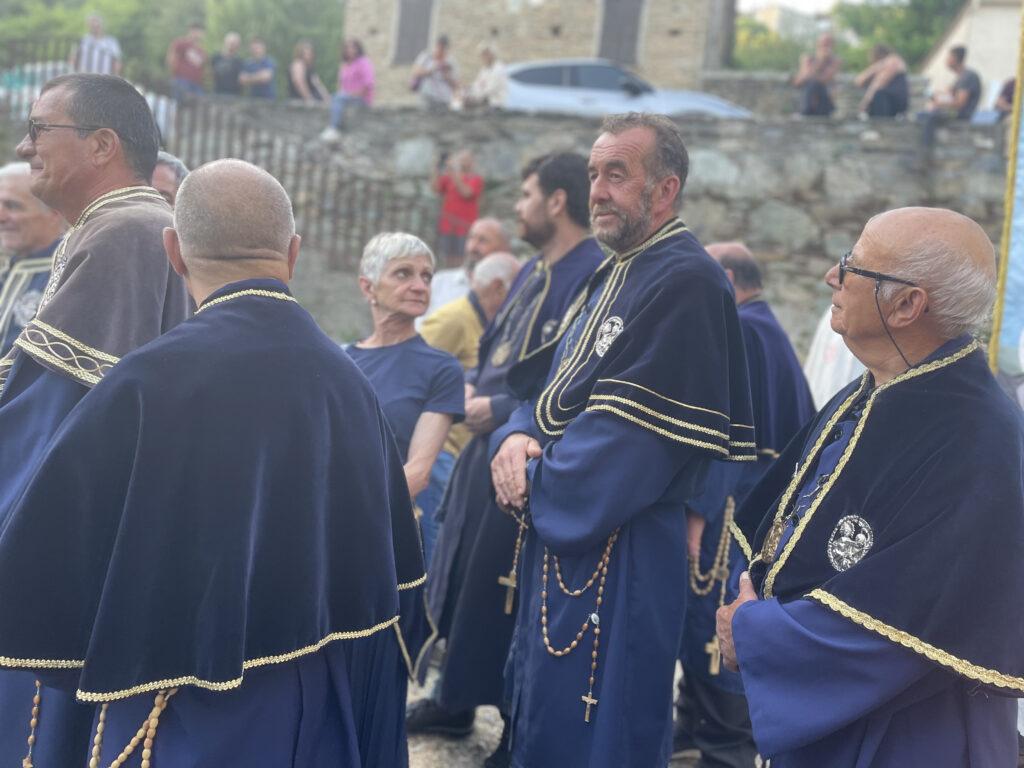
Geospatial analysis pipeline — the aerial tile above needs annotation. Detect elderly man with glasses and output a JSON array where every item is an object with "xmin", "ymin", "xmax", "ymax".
[
  {"xmin": 0, "ymin": 73, "xmax": 189, "ymax": 767},
  {"xmin": 717, "ymin": 207, "xmax": 1024, "ymax": 767}
]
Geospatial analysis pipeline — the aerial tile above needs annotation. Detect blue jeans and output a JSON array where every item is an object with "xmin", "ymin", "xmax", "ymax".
[
  {"xmin": 329, "ymin": 93, "xmax": 366, "ymax": 128},
  {"xmin": 172, "ymin": 78, "xmax": 204, "ymax": 101},
  {"xmin": 415, "ymin": 450, "xmax": 455, "ymax": 569}
]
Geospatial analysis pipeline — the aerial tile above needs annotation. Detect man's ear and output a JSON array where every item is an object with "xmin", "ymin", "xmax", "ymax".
[
  {"xmin": 886, "ymin": 287, "xmax": 929, "ymax": 329},
  {"xmin": 286, "ymin": 234, "xmax": 301, "ymax": 279},
  {"xmin": 163, "ymin": 227, "xmax": 187, "ymax": 277},
  {"xmin": 546, "ymin": 188, "xmax": 567, "ymax": 220},
  {"xmin": 90, "ymin": 128, "xmax": 121, "ymax": 170}
]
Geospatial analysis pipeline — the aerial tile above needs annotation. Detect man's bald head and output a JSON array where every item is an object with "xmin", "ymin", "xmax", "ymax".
[
  {"xmin": 706, "ymin": 241, "xmax": 762, "ymax": 292},
  {"xmin": 466, "ymin": 217, "xmax": 511, "ymax": 264},
  {"xmin": 861, "ymin": 207, "xmax": 996, "ymax": 338},
  {"xmin": 173, "ymin": 159, "xmax": 295, "ymax": 266}
]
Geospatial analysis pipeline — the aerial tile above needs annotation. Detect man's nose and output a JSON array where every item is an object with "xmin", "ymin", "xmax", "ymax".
[
  {"xmin": 15, "ymin": 135, "xmax": 34, "ymax": 159},
  {"xmin": 824, "ymin": 263, "xmax": 841, "ymax": 290}
]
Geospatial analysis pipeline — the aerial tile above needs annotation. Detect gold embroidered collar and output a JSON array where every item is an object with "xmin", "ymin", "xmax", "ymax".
[
  {"xmin": 612, "ymin": 218, "xmax": 688, "ymax": 262},
  {"xmin": 196, "ymin": 288, "xmax": 298, "ymax": 313}
]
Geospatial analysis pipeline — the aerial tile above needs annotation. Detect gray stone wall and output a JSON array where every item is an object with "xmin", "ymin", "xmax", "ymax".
[{"xmin": 175, "ymin": 100, "xmax": 1009, "ymax": 355}]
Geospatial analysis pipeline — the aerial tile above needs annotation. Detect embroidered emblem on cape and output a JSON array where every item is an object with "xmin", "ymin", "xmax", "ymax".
[
  {"xmin": 541, "ymin": 319, "xmax": 558, "ymax": 343},
  {"xmin": 594, "ymin": 316, "xmax": 623, "ymax": 358},
  {"xmin": 13, "ymin": 290, "xmax": 42, "ymax": 327},
  {"xmin": 491, "ymin": 340, "xmax": 512, "ymax": 367},
  {"xmin": 827, "ymin": 515, "xmax": 873, "ymax": 571}
]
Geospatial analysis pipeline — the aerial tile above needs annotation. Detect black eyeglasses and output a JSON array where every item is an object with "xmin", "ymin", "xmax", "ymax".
[
  {"xmin": 27, "ymin": 119, "xmax": 104, "ymax": 143},
  {"xmin": 838, "ymin": 250, "xmax": 917, "ymax": 288}
]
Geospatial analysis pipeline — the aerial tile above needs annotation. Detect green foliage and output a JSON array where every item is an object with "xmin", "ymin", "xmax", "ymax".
[
  {"xmin": 732, "ymin": 16, "xmax": 806, "ymax": 72},
  {"xmin": 732, "ymin": 0, "xmax": 964, "ymax": 73},
  {"xmin": 0, "ymin": 0, "xmax": 344, "ymax": 94},
  {"xmin": 834, "ymin": 0, "xmax": 964, "ymax": 69}
]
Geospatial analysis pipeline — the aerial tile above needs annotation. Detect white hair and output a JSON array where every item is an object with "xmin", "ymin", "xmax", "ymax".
[
  {"xmin": 155, "ymin": 151, "xmax": 189, "ymax": 184},
  {"xmin": 360, "ymin": 232, "xmax": 435, "ymax": 284},
  {"xmin": 0, "ymin": 162, "xmax": 31, "ymax": 179},
  {"xmin": 880, "ymin": 236, "xmax": 996, "ymax": 338},
  {"xmin": 471, "ymin": 252, "xmax": 520, "ymax": 291}
]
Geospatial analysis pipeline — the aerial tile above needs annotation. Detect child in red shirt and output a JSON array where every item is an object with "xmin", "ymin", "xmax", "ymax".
[{"xmin": 434, "ymin": 150, "xmax": 483, "ymax": 264}]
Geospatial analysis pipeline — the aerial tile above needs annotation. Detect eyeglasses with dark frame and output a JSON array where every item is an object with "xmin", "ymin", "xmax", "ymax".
[
  {"xmin": 27, "ymin": 118, "xmax": 104, "ymax": 143},
  {"xmin": 839, "ymin": 250, "xmax": 917, "ymax": 288}
]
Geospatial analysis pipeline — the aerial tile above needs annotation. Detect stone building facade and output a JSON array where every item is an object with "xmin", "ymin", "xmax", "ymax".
[{"xmin": 344, "ymin": 0, "xmax": 736, "ymax": 104}]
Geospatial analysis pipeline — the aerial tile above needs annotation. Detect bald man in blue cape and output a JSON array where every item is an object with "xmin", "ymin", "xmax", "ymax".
[
  {"xmin": 720, "ymin": 207, "xmax": 1024, "ymax": 767},
  {"xmin": 0, "ymin": 160, "xmax": 426, "ymax": 766}
]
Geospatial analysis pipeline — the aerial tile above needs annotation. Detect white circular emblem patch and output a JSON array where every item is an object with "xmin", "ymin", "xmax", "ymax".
[
  {"xmin": 12, "ymin": 290, "xmax": 42, "ymax": 327},
  {"xmin": 827, "ymin": 515, "xmax": 874, "ymax": 572},
  {"xmin": 594, "ymin": 316, "xmax": 624, "ymax": 358}
]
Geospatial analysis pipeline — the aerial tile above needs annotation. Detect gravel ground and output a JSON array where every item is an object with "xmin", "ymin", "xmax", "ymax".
[{"xmin": 407, "ymin": 674, "xmax": 699, "ymax": 768}]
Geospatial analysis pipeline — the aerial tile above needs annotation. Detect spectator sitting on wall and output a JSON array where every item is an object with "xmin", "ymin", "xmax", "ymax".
[
  {"xmin": 855, "ymin": 44, "xmax": 909, "ymax": 119},
  {"xmin": 211, "ymin": 32, "xmax": 243, "ymax": 96},
  {"xmin": 461, "ymin": 43, "xmax": 507, "ymax": 109},
  {"xmin": 793, "ymin": 32, "xmax": 841, "ymax": 117},
  {"xmin": 288, "ymin": 40, "xmax": 330, "ymax": 103},
  {"xmin": 319, "ymin": 38, "xmax": 375, "ymax": 141},
  {"xmin": 240, "ymin": 37, "xmax": 277, "ymax": 100},
  {"xmin": 68, "ymin": 14, "xmax": 122, "ymax": 76},
  {"xmin": 412, "ymin": 35, "xmax": 459, "ymax": 111},
  {"xmin": 995, "ymin": 78, "xmax": 1016, "ymax": 121},
  {"xmin": 433, "ymin": 150, "xmax": 484, "ymax": 266},
  {"xmin": 167, "ymin": 21, "xmax": 207, "ymax": 100},
  {"xmin": 926, "ymin": 45, "xmax": 982, "ymax": 120}
]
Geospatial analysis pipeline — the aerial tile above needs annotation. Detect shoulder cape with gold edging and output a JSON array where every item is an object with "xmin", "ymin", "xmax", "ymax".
[
  {"xmin": 511, "ymin": 219, "xmax": 756, "ymax": 461},
  {"xmin": 0, "ymin": 281, "xmax": 425, "ymax": 702},
  {"xmin": 733, "ymin": 339, "xmax": 1024, "ymax": 694},
  {"xmin": 0, "ymin": 186, "xmax": 190, "ymax": 396}
]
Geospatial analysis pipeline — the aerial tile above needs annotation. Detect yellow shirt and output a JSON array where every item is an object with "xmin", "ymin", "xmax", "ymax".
[{"xmin": 420, "ymin": 293, "xmax": 485, "ymax": 456}]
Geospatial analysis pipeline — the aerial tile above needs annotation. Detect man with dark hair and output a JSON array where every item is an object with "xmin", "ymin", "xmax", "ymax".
[
  {"xmin": 926, "ymin": 45, "xmax": 982, "ymax": 121},
  {"xmin": 489, "ymin": 113, "xmax": 754, "ymax": 767},
  {"xmin": 167, "ymin": 22, "xmax": 207, "ymax": 100},
  {"xmin": 0, "ymin": 73, "xmax": 190, "ymax": 765},
  {"xmin": 675, "ymin": 242, "xmax": 814, "ymax": 767},
  {"xmin": 407, "ymin": 151, "xmax": 603, "ymax": 767}
]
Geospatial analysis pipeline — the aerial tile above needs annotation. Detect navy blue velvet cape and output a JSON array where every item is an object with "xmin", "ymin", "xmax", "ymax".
[
  {"xmin": 0, "ymin": 279, "xmax": 425, "ymax": 703},
  {"xmin": 734, "ymin": 338, "xmax": 1024, "ymax": 695}
]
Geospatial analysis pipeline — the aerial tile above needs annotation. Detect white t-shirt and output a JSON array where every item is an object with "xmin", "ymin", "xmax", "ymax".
[
  {"xmin": 469, "ymin": 62, "xmax": 507, "ymax": 107},
  {"xmin": 77, "ymin": 35, "xmax": 122, "ymax": 74},
  {"xmin": 802, "ymin": 307, "xmax": 865, "ymax": 410}
]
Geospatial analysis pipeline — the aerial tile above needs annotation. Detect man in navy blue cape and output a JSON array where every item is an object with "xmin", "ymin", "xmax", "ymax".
[
  {"xmin": 0, "ymin": 159, "xmax": 426, "ymax": 766},
  {"xmin": 677, "ymin": 242, "xmax": 814, "ymax": 766},
  {"xmin": 410, "ymin": 153, "xmax": 602, "ymax": 763},
  {"xmin": 719, "ymin": 207, "xmax": 1024, "ymax": 767},
  {"xmin": 0, "ymin": 74, "xmax": 190, "ymax": 767},
  {"xmin": 0, "ymin": 163, "xmax": 65, "ymax": 356},
  {"xmin": 490, "ymin": 114, "xmax": 755, "ymax": 768}
]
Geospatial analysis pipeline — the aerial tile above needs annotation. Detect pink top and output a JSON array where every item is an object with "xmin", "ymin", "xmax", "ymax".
[{"xmin": 338, "ymin": 56, "xmax": 375, "ymax": 105}]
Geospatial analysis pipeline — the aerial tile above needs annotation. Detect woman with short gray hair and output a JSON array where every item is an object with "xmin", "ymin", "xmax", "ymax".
[{"xmin": 348, "ymin": 232, "xmax": 465, "ymax": 563}]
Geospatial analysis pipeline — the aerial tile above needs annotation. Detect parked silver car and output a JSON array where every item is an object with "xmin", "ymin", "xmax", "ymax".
[{"xmin": 503, "ymin": 59, "xmax": 752, "ymax": 119}]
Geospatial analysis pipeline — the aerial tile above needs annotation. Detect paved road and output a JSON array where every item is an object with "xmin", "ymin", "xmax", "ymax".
[{"xmin": 408, "ymin": 680, "xmax": 699, "ymax": 768}]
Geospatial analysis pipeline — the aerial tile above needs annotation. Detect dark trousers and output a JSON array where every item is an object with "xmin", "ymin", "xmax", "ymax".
[
  {"xmin": 867, "ymin": 89, "xmax": 908, "ymax": 118},
  {"xmin": 799, "ymin": 81, "xmax": 834, "ymax": 117},
  {"xmin": 677, "ymin": 668, "xmax": 759, "ymax": 768}
]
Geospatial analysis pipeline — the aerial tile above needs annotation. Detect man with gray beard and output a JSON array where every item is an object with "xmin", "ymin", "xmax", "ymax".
[{"xmin": 489, "ymin": 113, "xmax": 755, "ymax": 767}]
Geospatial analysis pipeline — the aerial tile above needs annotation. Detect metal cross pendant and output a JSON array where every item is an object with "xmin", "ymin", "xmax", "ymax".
[
  {"xmin": 497, "ymin": 572, "xmax": 517, "ymax": 615},
  {"xmin": 705, "ymin": 635, "xmax": 721, "ymax": 676},
  {"xmin": 581, "ymin": 692, "xmax": 598, "ymax": 723}
]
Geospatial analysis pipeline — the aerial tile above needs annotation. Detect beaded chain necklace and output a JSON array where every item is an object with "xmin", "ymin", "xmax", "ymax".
[
  {"xmin": 541, "ymin": 529, "xmax": 619, "ymax": 724},
  {"xmin": 689, "ymin": 497, "xmax": 735, "ymax": 676}
]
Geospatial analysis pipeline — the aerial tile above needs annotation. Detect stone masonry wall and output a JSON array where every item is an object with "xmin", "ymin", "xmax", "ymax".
[{"xmin": 172, "ymin": 100, "xmax": 1009, "ymax": 354}]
